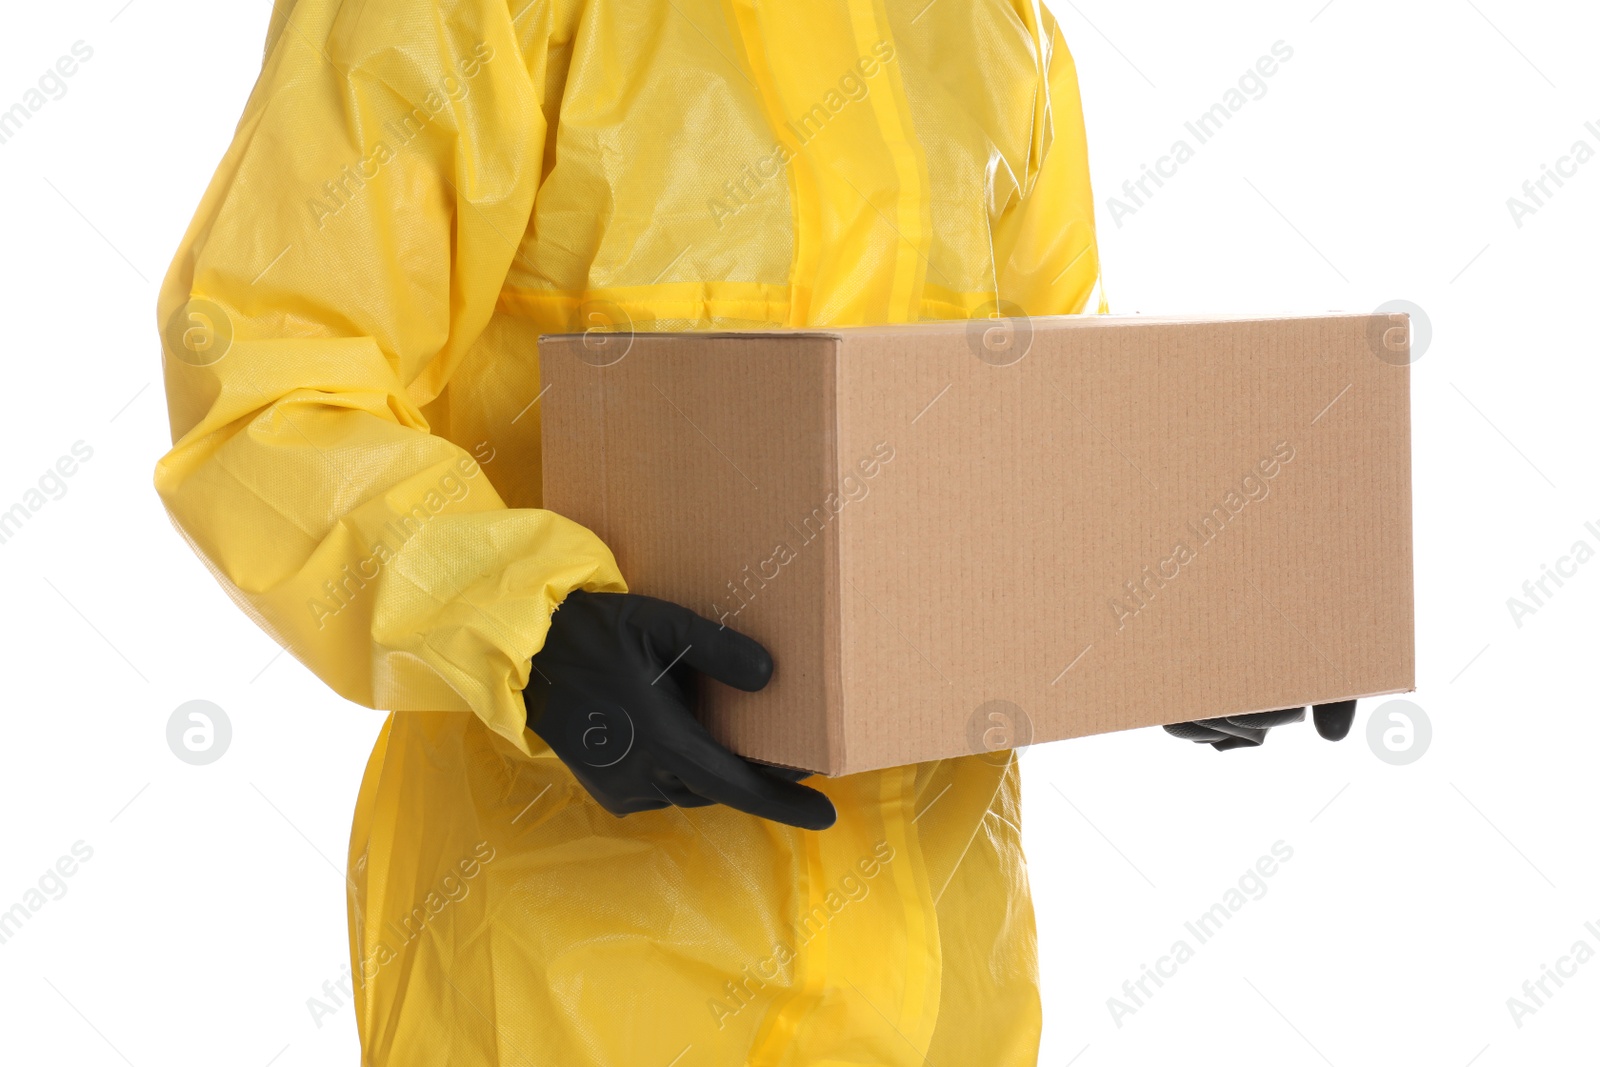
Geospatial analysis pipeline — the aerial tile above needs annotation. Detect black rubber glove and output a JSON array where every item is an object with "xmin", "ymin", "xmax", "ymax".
[
  {"xmin": 524, "ymin": 589, "xmax": 837, "ymax": 830},
  {"xmin": 1164, "ymin": 700, "xmax": 1358, "ymax": 751}
]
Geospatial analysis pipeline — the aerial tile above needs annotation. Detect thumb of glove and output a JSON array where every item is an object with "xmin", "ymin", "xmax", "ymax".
[{"xmin": 1312, "ymin": 700, "xmax": 1357, "ymax": 741}]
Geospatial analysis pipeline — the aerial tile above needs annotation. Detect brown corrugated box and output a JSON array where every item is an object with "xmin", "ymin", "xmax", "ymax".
[{"xmin": 539, "ymin": 313, "xmax": 1415, "ymax": 776}]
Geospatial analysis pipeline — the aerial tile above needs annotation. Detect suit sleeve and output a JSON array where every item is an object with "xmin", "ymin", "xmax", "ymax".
[
  {"xmin": 993, "ymin": 10, "xmax": 1106, "ymax": 316},
  {"xmin": 154, "ymin": 0, "xmax": 625, "ymax": 754}
]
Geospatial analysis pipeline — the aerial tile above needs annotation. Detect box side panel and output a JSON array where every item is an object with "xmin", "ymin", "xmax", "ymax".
[
  {"xmin": 1394, "ymin": 328, "xmax": 1417, "ymax": 691},
  {"xmin": 539, "ymin": 338, "xmax": 609, "ymax": 542},
  {"xmin": 834, "ymin": 316, "xmax": 1415, "ymax": 774},
  {"xmin": 539, "ymin": 334, "xmax": 841, "ymax": 773},
  {"xmin": 821, "ymin": 341, "xmax": 846, "ymax": 775}
]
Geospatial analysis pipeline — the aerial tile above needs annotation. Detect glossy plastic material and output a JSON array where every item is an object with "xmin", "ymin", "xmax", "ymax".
[{"xmin": 156, "ymin": 0, "xmax": 1101, "ymax": 1062}]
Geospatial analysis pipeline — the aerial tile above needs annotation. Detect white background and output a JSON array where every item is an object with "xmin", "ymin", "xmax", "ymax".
[{"xmin": 1, "ymin": 1, "xmax": 1595, "ymax": 1065}]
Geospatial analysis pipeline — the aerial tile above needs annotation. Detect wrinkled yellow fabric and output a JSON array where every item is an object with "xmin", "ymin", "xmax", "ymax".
[{"xmin": 156, "ymin": 0, "xmax": 1101, "ymax": 1063}]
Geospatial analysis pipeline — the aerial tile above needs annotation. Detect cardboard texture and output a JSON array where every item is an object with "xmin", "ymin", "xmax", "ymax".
[{"xmin": 539, "ymin": 314, "xmax": 1415, "ymax": 776}]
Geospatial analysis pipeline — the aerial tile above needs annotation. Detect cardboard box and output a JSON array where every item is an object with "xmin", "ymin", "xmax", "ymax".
[{"xmin": 539, "ymin": 313, "xmax": 1415, "ymax": 775}]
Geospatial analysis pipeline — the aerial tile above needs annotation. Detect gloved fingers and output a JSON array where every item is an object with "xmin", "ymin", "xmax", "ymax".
[
  {"xmin": 563, "ymin": 754, "xmax": 710, "ymax": 817},
  {"xmin": 756, "ymin": 764, "xmax": 814, "ymax": 783},
  {"xmin": 588, "ymin": 790, "xmax": 673, "ymax": 817},
  {"xmin": 1190, "ymin": 717, "xmax": 1267, "ymax": 745},
  {"xmin": 522, "ymin": 671, "xmax": 553, "ymax": 727},
  {"xmin": 632, "ymin": 595, "xmax": 774, "ymax": 692},
  {"xmin": 658, "ymin": 731, "xmax": 837, "ymax": 830},
  {"xmin": 1166, "ymin": 704, "xmax": 1355, "ymax": 749},
  {"xmin": 1164, "ymin": 722, "xmax": 1232, "ymax": 743},
  {"xmin": 648, "ymin": 774, "xmax": 718, "ymax": 809},
  {"xmin": 1312, "ymin": 699, "xmax": 1358, "ymax": 740},
  {"xmin": 1226, "ymin": 707, "xmax": 1305, "ymax": 730}
]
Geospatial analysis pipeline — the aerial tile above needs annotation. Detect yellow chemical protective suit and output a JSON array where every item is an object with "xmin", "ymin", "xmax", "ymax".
[{"xmin": 156, "ymin": 0, "xmax": 1101, "ymax": 1062}]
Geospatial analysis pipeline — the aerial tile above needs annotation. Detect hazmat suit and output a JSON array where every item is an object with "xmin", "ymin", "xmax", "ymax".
[{"xmin": 156, "ymin": 0, "xmax": 1102, "ymax": 1062}]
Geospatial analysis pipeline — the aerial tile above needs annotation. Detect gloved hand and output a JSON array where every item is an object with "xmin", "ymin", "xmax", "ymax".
[
  {"xmin": 524, "ymin": 589, "xmax": 837, "ymax": 830},
  {"xmin": 1164, "ymin": 700, "xmax": 1358, "ymax": 751}
]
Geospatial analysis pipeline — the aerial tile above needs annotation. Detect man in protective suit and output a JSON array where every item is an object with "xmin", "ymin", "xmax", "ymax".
[{"xmin": 156, "ymin": 1, "xmax": 1347, "ymax": 1062}]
